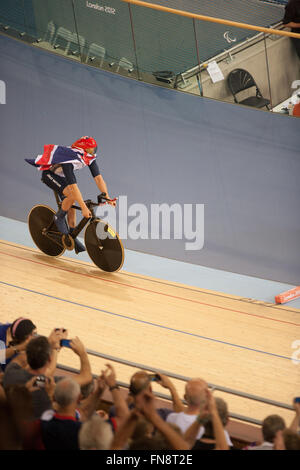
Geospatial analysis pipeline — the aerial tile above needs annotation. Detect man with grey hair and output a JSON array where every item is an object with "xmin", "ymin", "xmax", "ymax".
[
  {"xmin": 23, "ymin": 370, "xmax": 116, "ymax": 449},
  {"xmin": 54, "ymin": 377, "xmax": 81, "ymax": 408},
  {"xmin": 39, "ymin": 377, "xmax": 82, "ymax": 450},
  {"xmin": 79, "ymin": 414, "xmax": 113, "ymax": 450}
]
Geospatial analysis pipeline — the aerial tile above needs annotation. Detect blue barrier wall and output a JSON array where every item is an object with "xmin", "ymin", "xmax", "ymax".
[{"xmin": 0, "ymin": 34, "xmax": 299, "ymax": 284}]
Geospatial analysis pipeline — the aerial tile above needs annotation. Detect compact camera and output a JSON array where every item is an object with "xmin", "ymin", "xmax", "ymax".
[{"xmin": 34, "ymin": 376, "xmax": 48, "ymax": 388}]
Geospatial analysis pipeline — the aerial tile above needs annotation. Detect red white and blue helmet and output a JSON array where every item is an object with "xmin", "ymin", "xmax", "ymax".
[{"xmin": 71, "ymin": 136, "xmax": 97, "ymax": 153}]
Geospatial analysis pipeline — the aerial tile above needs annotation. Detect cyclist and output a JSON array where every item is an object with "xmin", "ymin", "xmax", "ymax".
[{"xmin": 25, "ymin": 136, "xmax": 115, "ymax": 253}]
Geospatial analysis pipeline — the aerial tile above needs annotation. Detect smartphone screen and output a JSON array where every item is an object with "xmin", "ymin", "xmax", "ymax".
[
  {"xmin": 149, "ymin": 374, "xmax": 160, "ymax": 382},
  {"xmin": 60, "ymin": 339, "xmax": 71, "ymax": 348}
]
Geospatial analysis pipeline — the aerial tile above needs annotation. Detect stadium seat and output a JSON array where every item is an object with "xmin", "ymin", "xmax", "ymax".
[
  {"xmin": 53, "ymin": 27, "xmax": 74, "ymax": 54},
  {"xmin": 227, "ymin": 68, "xmax": 270, "ymax": 110},
  {"xmin": 43, "ymin": 21, "xmax": 56, "ymax": 45},
  {"xmin": 70, "ymin": 34, "xmax": 85, "ymax": 57},
  {"xmin": 85, "ymin": 43, "xmax": 106, "ymax": 66},
  {"xmin": 116, "ymin": 57, "xmax": 134, "ymax": 73}
]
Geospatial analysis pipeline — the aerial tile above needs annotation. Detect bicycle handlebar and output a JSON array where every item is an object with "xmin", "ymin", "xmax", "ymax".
[
  {"xmin": 97, "ymin": 192, "xmax": 113, "ymax": 204},
  {"xmin": 86, "ymin": 192, "xmax": 117, "ymax": 208},
  {"xmin": 69, "ymin": 193, "xmax": 117, "ymax": 212}
]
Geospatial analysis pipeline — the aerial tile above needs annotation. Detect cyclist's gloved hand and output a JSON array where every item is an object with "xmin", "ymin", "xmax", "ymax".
[
  {"xmin": 82, "ymin": 205, "xmax": 92, "ymax": 219},
  {"xmin": 107, "ymin": 198, "xmax": 117, "ymax": 207}
]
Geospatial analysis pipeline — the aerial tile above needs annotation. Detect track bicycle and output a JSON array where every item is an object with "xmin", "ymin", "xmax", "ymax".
[{"xmin": 28, "ymin": 192, "xmax": 124, "ymax": 272}]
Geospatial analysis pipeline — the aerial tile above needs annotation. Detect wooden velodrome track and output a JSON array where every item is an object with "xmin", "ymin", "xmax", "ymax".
[{"xmin": 0, "ymin": 239, "xmax": 299, "ymax": 426}]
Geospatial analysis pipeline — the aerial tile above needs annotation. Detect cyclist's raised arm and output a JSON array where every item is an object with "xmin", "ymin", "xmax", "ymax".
[
  {"xmin": 94, "ymin": 174, "xmax": 109, "ymax": 198},
  {"xmin": 89, "ymin": 162, "xmax": 116, "ymax": 207},
  {"xmin": 88, "ymin": 160, "xmax": 107, "ymax": 193}
]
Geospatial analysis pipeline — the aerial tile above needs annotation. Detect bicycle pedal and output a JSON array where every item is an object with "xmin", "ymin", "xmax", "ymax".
[
  {"xmin": 62, "ymin": 234, "xmax": 75, "ymax": 251},
  {"xmin": 74, "ymin": 239, "xmax": 86, "ymax": 254}
]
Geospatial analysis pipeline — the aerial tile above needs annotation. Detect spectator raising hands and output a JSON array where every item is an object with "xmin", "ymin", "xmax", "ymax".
[
  {"xmin": 69, "ymin": 337, "xmax": 93, "ymax": 387},
  {"xmin": 101, "ymin": 364, "xmax": 129, "ymax": 425},
  {"xmin": 155, "ymin": 373, "xmax": 184, "ymax": 413},
  {"xmin": 101, "ymin": 363, "xmax": 118, "ymax": 390},
  {"xmin": 111, "ymin": 390, "xmax": 189, "ymax": 451},
  {"xmin": 289, "ymin": 398, "xmax": 300, "ymax": 433},
  {"xmin": 184, "ymin": 388, "xmax": 229, "ymax": 450},
  {"xmin": 166, "ymin": 377, "xmax": 208, "ymax": 436},
  {"xmin": 134, "ymin": 390, "xmax": 189, "ymax": 450}
]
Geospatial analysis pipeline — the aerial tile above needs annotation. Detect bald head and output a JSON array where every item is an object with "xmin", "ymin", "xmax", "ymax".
[
  {"xmin": 185, "ymin": 378, "xmax": 207, "ymax": 408},
  {"xmin": 130, "ymin": 371, "xmax": 152, "ymax": 396}
]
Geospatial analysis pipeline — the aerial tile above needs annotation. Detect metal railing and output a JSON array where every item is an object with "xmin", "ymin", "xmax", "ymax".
[
  {"xmin": 176, "ymin": 21, "xmax": 284, "ymax": 84},
  {"xmin": 58, "ymin": 347, "xmax": 294, "ymax": 427},
  {"xmin": 1, "ymin": 0, "xmax": 300, "ymax": 111}
]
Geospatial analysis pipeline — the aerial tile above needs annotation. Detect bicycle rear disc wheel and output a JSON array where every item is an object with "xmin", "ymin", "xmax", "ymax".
[
  {"xmin": 84, "ymin": 219, "xmax": 124, "ymax": 272},
  {"xmin": 28, "ymin": 204, "xmax": 65, "ymax": 257}
]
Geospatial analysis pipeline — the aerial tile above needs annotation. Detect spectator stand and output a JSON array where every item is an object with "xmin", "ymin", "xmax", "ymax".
[{"xmin": 56, "ymin": 348, "xmax": 295, "ymax": 448}]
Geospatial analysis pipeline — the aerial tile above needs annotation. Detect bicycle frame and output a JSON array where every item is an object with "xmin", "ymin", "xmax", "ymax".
[{"xmin": 53, "ymin": 190, "xmax": 100, "ymax": 240}]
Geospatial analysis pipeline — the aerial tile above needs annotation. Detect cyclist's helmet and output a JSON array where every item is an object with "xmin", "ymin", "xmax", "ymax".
[{"xmin": 71, "ymin": 136, "xmax": 98, "ymax": 154}]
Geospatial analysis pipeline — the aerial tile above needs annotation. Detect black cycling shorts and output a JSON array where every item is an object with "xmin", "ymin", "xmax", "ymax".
[{"xmin": 41, "ymin": 170, "xmax": 69, "ymax": 199}]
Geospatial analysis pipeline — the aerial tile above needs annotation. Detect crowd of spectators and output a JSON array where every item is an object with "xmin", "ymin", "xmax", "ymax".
[{"xmin": 0, "ymin": 317, "xmax": 299, "ymax": 451}]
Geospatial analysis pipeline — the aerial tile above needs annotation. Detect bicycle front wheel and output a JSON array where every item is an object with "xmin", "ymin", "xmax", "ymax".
[
  {"xmin": 28, "ymin": 204, "xmax": 65, "ymax": 257},
  {"xmin": 84, "ymin": 219, "xmax": 124, "ymax": 272}
]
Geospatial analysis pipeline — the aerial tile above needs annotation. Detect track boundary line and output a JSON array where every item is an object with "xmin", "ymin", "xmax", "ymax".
[
  {"xmin": 1, "ymin": 280, "xmax": 298, "ymax": 363},
  {"xmin": 1, "ymin": 239, "xmax": 298, "ymax": 314},
  {"xmin": 1, "ymin": 248, "xmax": 299, "ymax": 327}
]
